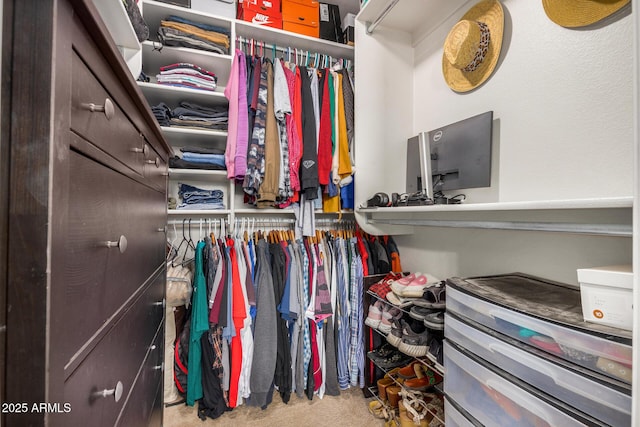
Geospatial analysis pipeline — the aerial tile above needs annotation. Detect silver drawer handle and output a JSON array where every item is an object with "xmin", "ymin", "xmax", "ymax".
[
  {"xmin": 152, "ymin": 299, "xmax": 166, "ymax": 308},
  {"xmin": 103, "ymin": 235, "xmax": 128, "ymax": 253},
  {"xmin": 94, "ymin": 381, "xmax": 124, "ymax": 402},
  {"xmin": 81, "ymin": 98, "xmax": 114, "ymax": 120},
  {"xmin": 131, "ymin": 144, "xmax": 149, "ymax": 156},
  {"xmin": 157, "ymin": 226, "xmax": 167, "ymax": 233},
  {"xmin": 153, "ymin": 363, "xmax": 163, "ymax": 371},
  {"xmin": 146, "ymin": 157, "xmax": 160, "ymax": 168}
]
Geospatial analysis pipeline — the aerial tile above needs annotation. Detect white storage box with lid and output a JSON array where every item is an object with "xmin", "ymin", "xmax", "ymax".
[
  {"xmin": 444, "ymin": 341, "xmax": 605, "ymax": 426},
  {"xmin": 577, "ymin": 265, "xmax": 633, "ymax": 331},
  {"xmin": 445, "ymin": 313, "xmax": 631, "ymax": 426},
  {"xmin": 446, "ymin": 273, "xmax": 633, "ymax": 384}
]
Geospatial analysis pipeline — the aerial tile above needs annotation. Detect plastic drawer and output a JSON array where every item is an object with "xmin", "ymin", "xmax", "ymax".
[
  {"xmin": 446, "ymin": 274, "xmax": 632, "ymax": 384},
  {"xmin": 444, "ymin": 341, "xmax": 602, "ymax": 427},
  {"xmin": 445, "ymin": 398, "xmax": 482, "ymax": 427},
  {"xmin": 445, "ymin": 313, "xmax": 631, "ymax": 426}
]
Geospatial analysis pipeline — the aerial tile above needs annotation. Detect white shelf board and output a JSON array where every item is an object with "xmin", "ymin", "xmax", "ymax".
[
  {"xmin": 168, "ymin": 209, "xmax": 230, "ymax": 215},
  {"xmin": 356, "ymin": 0, "xmax": 468, "ymax": 41},
  {"xmin": 168, "ymin": 168, "xmax": 228, "ymax": 180},
  {"xmin": 138, "ymin": 81, "xmax": 228, "ymax": 107},
  {"xmin": 234, "ymin": 208, "xmax": 295, "ymax": 214},
  {"xmin": 357, "ymin": 197, "xmax": 633, "ymax": 236},
  {"xmin": 357, "ymin": 197, "xmax": 633, "ymax": 214},
  {"xmin": 235, "ymin": 21, "xmax": 355, "ymax": 60},
  {"xmin": 161, "ymin": 126, "xmax": 228, "ymax": 147},
  {"xmin": 141, "ymin": 41, "xmax": 233, "ymax": 87}
]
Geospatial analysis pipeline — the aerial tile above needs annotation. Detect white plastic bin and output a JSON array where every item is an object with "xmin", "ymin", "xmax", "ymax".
[
  {"xmin": 446, "ymin": 274, "xmax": 632, "ymax": 384},
  {"xmin": 445, "ymin": 313, "xmax": 631, "ymax": 426},
  {"xmin": 444, "ymin": 341, "xmax": 603, "ymax": 426}
]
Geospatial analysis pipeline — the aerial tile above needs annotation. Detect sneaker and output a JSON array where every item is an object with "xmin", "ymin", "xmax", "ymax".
[
  {"xmin": 369, "ymin": 272, "xmax": 404, "ymax": 300},
  {"xmin": 386, "ymin": 292, "xmax": 418, "ymax": 308},
  {"xmin": 426, "ymin": 337, "xmax": 444, "ymax": 371},
  {"xmin": 409, "ymin": 306, "xmax": 438, "ymax": 321},
  {"xmin": 379, "ymin": 306, "xmax": 402, "ymax": 334},
  {"xmin": 389, "ymin": 272, "xmax": 420, "ymax": 295},
  {"xmin": 423, "ymin": 310, "xmax": 445, "ymax": 330},
  {"xmin": 386, "ymin": 318, "xmax": 405, "ymax": 347},
  {"xmin": 391, "ymin": 273, "xmax": 440, "ymax": 298},
  {"xmin": 413, "ymin": 283, "xmax": 446, "ymax": 309},
  {"xmin": 365, "ymin": 300, "xmax": 385, "ymax": 329},
  {"xmin": 399, "ymin": 322, "xmax": 430, "ymax": 357}
]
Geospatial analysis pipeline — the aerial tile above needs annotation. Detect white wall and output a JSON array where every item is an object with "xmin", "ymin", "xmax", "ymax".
[
  {"xmin": 392, "ymin": 1, "xmax": 634, "ymax": 285},
  {"xmin": 413, "ymin": 0, "xmax": 634, "ymax": 203}
]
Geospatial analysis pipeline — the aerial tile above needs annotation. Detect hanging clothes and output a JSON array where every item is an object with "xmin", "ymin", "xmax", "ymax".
[
  {"xmin": 180, "ymin": 221, "xmax": 394, "ymax": 420},
  {"xmin": 249, "ymin": 239, "xmax": 277, "ymax": 408},
  {"xmin": 187, "ymin": 240, "xmax": 209, "ymax": 406}
]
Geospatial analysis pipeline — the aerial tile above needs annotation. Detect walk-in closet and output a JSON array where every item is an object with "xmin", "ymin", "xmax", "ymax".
[{"xmin": 1, "ymin": 0, "xmax": 638, "ymax": 426}]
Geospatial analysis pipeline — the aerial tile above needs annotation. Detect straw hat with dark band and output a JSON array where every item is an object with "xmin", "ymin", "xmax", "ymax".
[
  {"xmin": 542, "ymin": 0, "xmax": 630, "ymax": 28},
  {"xmin": 442, "ymin": 0, "xmax": 504, "ymax": 93}
]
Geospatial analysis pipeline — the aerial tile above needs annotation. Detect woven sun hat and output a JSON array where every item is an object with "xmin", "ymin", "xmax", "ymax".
[
  {"xmin": 442, "ymin": 0, "xmax": 504, "ymax": 93},
  {"xmin": 542, "ymin": 0, "xmax": 630, "ymax": 28}
]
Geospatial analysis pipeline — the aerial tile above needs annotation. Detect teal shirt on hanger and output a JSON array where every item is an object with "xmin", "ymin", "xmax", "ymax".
[{"xmin": 187, "ymin": 240, "xmax": 209, "ymax": 406}]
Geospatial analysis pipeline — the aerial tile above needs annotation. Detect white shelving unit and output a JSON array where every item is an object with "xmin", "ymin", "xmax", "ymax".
[
  {"xmin": 91, "ymin": 0, "xmax": 143, "ymax": 76},
  {"xmin": 140, "ymin": 0, "xmax": 357, "ymax": 225}
]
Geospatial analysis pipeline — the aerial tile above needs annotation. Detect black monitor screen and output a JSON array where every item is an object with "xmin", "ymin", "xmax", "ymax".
[{"xmin": 429, "ymin": 111, "xmax": 493, "ymax": 192}]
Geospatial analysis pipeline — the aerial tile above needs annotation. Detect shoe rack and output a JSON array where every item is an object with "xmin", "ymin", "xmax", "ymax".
[{"xmin": 362, "ymin": 273, "xmax": 446, "ymax": 426}]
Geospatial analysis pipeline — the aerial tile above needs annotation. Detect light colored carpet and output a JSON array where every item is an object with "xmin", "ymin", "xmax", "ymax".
[{"xmin": 163, "ymin": 387, "xmax": 383, "ymax": 427}]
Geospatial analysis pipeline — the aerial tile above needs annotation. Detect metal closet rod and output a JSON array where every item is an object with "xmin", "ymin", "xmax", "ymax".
[
  {"xmin": 235, "ymin": 36, "xmax": 351, "ymax": 68},
  {"xmin": 366, "ymin": 0, "xmax": 400, "ymax": 35},
  {"xmin": 167, "ymin": 218, "xmax": 356, "ymax": 226}
]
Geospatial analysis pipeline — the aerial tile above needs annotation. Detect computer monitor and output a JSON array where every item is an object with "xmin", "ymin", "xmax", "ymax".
[
  {"xmin": 428, "ymin": 111, "xmax": 493, "ymax": 193},
  {"xmin": 406, "ymin": 132, "xmax": 433, "ymax": 199}
]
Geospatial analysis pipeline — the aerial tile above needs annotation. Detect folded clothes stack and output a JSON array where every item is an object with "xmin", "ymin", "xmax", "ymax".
[
  {"xmin": 151, "ymin": 102, "xmax": 228, "ymax": 131},
  {"xmin": 177, "ymin": 183, "xmax": 224, "ymax": 210},
  {"xmin": 171, "ymin": 101, "xmax": 228, "ymax": 130},
  {"xmin": 170, "ymin": 146, "xmax": 226, "ymax": 171},
  {"xmin": 156, "ymin": 62, "xmax": 218, "ymax": 92},
  {"xmin": 158, "ymin": 15, "xmax": 230, "ymax": 55},
  {"xmin": 151, "ymin": 103, "xmax": 171, "ymax": 127}
]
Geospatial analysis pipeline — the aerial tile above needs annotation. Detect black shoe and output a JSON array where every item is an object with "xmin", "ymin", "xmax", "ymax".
[
  {"xmin": 376, "ymin": 350, "xmax": 413, "ymax": 370},
  {"xmin": 368, "ymin": 343, "xmax": 397, "ymax": 363}
]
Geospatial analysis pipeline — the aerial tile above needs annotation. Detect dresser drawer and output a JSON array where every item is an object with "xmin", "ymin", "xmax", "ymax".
[
  {"xmin": 445, "ymin": 313, "xmax": 631, "ymax": 426},
  {"xmin": 71, "ymin": 51, "xmax": 146, "ymax": 176},
  {"xmin": 444, "ymin": 341, "xmax": 603, "ymax": 427},
  {"xmin": 63, "ymin": 274, "xmax": 164, "ymax": 426},
  {"xmin": 62, "ymin": 150, "xmax": 167, "ymax": 364},
  {"xmin": 116, "ymin": 324, "xmax": 164, "ymax": 427},
  {"xmin": 144, "ymin": 140, "xmax": 169, "ymax": 193}
]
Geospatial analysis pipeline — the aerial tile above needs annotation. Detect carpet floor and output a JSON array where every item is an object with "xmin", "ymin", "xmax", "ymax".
[{"xmin": 163, "ymin": 387, "xmax": 381, "ymax": 426}]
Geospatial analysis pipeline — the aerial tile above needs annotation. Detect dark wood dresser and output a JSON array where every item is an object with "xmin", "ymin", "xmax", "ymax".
[{"xmin": 2, "ymin": 0, "xmax": 170, "ymax": 425}]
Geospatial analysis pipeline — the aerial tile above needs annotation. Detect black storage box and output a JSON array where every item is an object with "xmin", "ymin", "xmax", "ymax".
[
  {"xmin": 319, "ymin": 3, "xmax": 342, "ymax": 43},
  {"xmin": 343, "ymin": 26, "xmax": 354, "ymax": 46}
]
